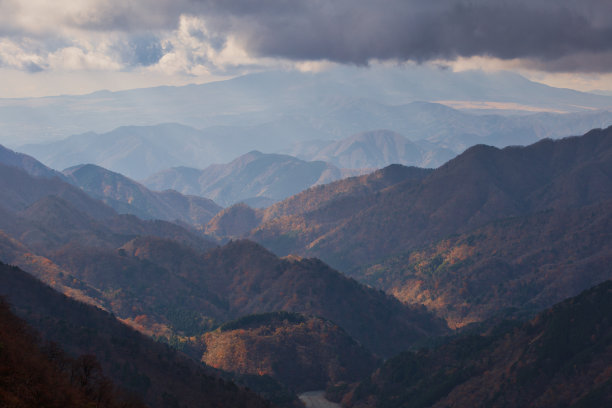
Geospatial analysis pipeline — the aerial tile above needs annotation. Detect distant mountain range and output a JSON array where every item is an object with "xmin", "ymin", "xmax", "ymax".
[
  {"xmin": 21, "ymin": 123, "xmax": 218, "ymax": 181},
  {"xmin": 144, "ymin": 151, "xmax": 365, "ymax": 207},
  {"xmin": 4, "ymin": 67, "xmax": 612, "ymax": 147},
  {"xmin": 0, "ymin": 144, "xmax": 222, "ymax": 227},
  {"xmin": 283, "ymin": 129, "xmax": 456, "ymax": 169},
  {"xmin": 17, "ymin": 103, "xmax": 612, "ymax": 180}
]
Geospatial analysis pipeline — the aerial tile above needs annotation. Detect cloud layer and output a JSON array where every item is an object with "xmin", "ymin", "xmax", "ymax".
[{"xmin": 0, "ymin": 0, "xmax": 611, "ymax": 76}]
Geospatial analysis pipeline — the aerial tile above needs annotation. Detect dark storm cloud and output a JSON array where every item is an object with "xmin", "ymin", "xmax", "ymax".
[
  {"xmin": 185, "ymin": 0, "xmax": 612, "ymax": 72},
  {"xmin": 3, "ymin": 0, "xmax": 611, "ymax": 73}
]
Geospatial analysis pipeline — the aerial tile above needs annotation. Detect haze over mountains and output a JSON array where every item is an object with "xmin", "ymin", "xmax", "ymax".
[
  {"xmin": 283, "ymin": 129, "xmax": 455, "ymax": 170},
  {"xmin": 18, "ymin": 102, "xmax": 612, "ymax": 181},
  {"xmin": 144, "ymin": 151, "xmax": 366, "ymax": 207},
  {"xmin": 64, "ymin": 164, "xmax": 222, "ymax": 226},
  {"xmin": 4, "ymin": 67, "xmax": 612, "ymax": 147}
]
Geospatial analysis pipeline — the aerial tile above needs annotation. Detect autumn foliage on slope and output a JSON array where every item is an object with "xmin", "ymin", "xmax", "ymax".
[
  {"xmin": 359, "ymin": 200, "xmax": 612, "ymax": 328},
  {"xmin": 0, "ymin": 298, "xmax": 145, "ymax": 408},
  {"xmin": 202, "ymin": 312, "xmax": 380, "ymax": 392},
  {"xmin": 252, "ymin": 127, "xmax": 612, "ymax": 273},
  {"xmin": 343, "ymin": 280, "xmax": 612, "ymax": 408},
  {"xmin": 0, "ymin": 262, "xmax": 271, "ymax": 408}
]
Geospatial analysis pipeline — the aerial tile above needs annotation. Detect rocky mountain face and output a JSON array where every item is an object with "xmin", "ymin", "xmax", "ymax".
[{"xmin": 342, "ymin": 280, "xmax": 612, "ymax": 408}]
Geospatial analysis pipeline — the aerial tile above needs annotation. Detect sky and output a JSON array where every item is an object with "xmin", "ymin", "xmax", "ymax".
[{"xmin": 1, "ymin": 0, "xmax": 612, "ymax": 98}]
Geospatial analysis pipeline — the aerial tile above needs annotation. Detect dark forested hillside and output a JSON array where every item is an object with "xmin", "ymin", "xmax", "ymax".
[
  {"xmin": 0, "ymin": 262, "xmax": 271, "ymax": 408},
  {"xmin": 344, "ymin": 280, "xmax": 612, "ymax": 408},
  {"xmin": 0, "ymin": 297, "xmax": 146, "ymax": 408},
  {"xmin": 49, "ymin": 238, "xmax": 447, "ymax": 357},
  {"xmin": 358, "ymin": 200, "xmax": 612, "ymax": 328}
]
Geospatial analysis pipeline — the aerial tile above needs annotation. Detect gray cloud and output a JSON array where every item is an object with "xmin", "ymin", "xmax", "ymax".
[
  {"xmin": 2, "ymin": 0, "xmax": 612, "ymax": 73},
  {"xmin": 184, "ymin": 0, "xmax": 612, "ymax": 72}
]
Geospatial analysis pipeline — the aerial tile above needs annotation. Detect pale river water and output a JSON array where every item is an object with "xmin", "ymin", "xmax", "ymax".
[{"xmin": 298, "ymin": 391, "xmax": 341, "ymax": 408}]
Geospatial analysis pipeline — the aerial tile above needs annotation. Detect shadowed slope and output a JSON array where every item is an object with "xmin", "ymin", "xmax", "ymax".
[
  {"xmin": 345, "ymin": 280, "xmax": 612, "ymax": 408},
  {"xmin": 0, "ymin": 262, "xmax": 271, "ymax": 408}
]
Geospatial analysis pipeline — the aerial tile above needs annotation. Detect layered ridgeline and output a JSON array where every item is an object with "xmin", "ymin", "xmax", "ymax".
[
  {"xmin": 63, "ymin": 164, "xmax": 222, "ymax": 226},
  {"xmin": 0, "ymin": 161, "xmax": 214, "ymax": 254},
  {"xmin": 0, "ymin": 159, "xmax": 216, "ymax": 314},
  {"xmin": 0, "ymin": 156, "xmax": 447, "ymax": 359},
  {"xmin": 234, "ymin": 127, "xmax": 612, "ymax": 327},
  {"xmin": 252, "ymin": 127, "xmax": 612, "ymax": 268},
  {"xmin": 283, "ymin": 129, "xmax": 455, "ymax": 169},
  {"xmin": 0, "ymin": 144, "xmax": 223, "ymax": 227},
  {"xmin": 18, "ymin": 102, "xmax": 612, "ymax": 182},
  {"xmin": 341, "ymin": 280, "xmax": 612, "ymax": 408},
  {"xmin": 11, "ymin": 67, "xmax": 612, "ymax": 156},
  {"xmin": 0, "ymin": 143, "xmax": 67, "ymax": 181},
  {"xmin": 0, "ymin": 262, "xmax": 272, "ymax": 408},
  {"xmin": 53, "ymin": 238, "xmax": 447, "ymax": 357},
  {"xmin": 144, "ymin": 150, "xmax": 366, "ymax": 208}
]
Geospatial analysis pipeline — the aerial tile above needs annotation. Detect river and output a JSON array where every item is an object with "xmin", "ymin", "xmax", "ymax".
[{"xmin": 299, "ymin": 391, "xmax": 341, "ymax": 408}]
